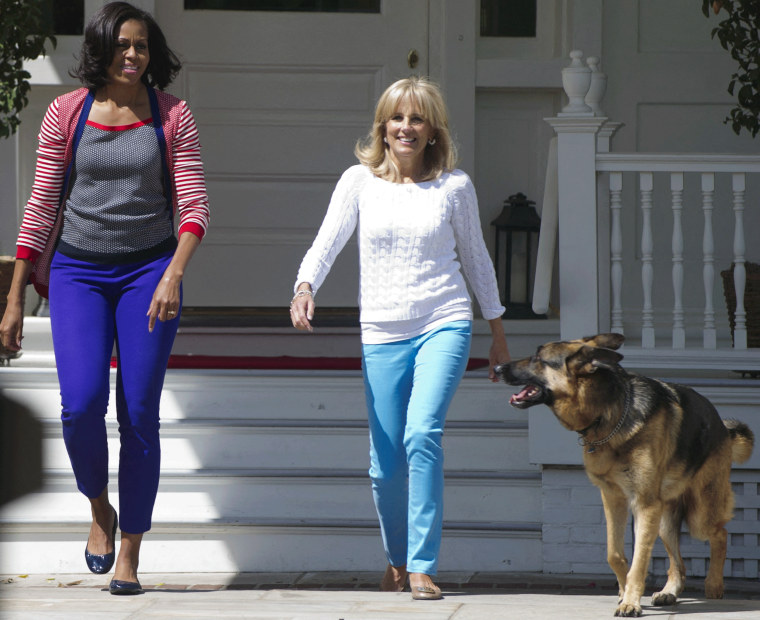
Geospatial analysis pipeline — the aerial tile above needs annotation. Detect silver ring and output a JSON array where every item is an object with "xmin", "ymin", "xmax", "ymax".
[{"xmin": 168, "ymin": 311, "xmax": 177, "ymax": 316}]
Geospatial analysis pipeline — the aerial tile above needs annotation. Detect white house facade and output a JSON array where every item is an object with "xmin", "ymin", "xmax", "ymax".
[{"xmin": 1, "ymin": 0, "xmax": 759, "ymax": 580}]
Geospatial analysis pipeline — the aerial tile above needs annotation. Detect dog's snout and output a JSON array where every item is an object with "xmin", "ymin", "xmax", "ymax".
[{"xmin": 493, "ymin": 361, "xmax": 527, "ymax": 386}]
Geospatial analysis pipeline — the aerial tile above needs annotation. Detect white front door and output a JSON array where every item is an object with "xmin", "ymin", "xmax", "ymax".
[{"xmin": 156, "ymin": 1, "xmax": 429, "ymax": 307}]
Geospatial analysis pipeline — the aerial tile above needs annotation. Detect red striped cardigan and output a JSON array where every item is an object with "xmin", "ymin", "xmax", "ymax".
[{"xmin": 16, "ymin": 87, "xmax": 210, "ymax": 262}]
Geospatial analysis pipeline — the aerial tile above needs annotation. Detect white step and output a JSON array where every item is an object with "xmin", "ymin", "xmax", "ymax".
[
  {"xmin": 3, "ymin": 368, "xmax": 537, "ymax": 472},
  {"xmin": 1, "ymin": 364, "xmax": 543, "ymax": 574},
  {"xmin": 0, "ymin": 366, "xmax": 525, "ymax": 423},
  {"xmin": 0, "ymin": 523, "xmax": 542, "ymax": 573},
  {"xmin": 29, "ymin": 423, "xmax": 530, "ymax": 473},
  {"xmin": 3, "ymin": 316, "xmax": 561, "ymax": 367},
  {"xmin": 1, "ymin": 470, "xmax": 541, "ymax": 525}
]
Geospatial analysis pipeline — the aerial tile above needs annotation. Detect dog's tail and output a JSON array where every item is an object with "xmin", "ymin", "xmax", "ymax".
[{"xmin": 724, "ymin": 419, "xmax": 754, "ymax": 464}]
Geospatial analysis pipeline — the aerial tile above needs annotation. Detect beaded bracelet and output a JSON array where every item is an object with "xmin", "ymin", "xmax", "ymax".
[{"xmin": 290, "ymin": 289, "xmax": 313, "ymax": 308}]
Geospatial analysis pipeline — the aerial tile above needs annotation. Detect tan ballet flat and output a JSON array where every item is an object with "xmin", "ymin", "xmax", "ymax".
[{"xmin": 411, "ymin": 584, "xmax": 442, "ymax": 600}]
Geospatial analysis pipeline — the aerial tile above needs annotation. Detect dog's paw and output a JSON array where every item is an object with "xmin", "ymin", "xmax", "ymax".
[
  {"xmin": 651, "ymin": 591, "xmax": 677, "ymax": 606},
  {"xmin": 614, "ymin": 601, "xmax": 642, "ymax": 617},
  {"xmin": 705, "ymin": 581, "xmax": 724, "ymax": 599}
]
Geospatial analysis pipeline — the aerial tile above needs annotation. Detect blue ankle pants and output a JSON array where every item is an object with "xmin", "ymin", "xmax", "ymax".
[
  {"xmin": 361, "ymin": 320, "xmax": 472, "ymax": 575},
  {"xmin": 49, "ymin": 250, "xmax": 179, "ymax": 534}
]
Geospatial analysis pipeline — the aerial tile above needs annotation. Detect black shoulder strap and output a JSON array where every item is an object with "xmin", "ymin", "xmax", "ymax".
[{"xmin": 147, "ymin": 86, "xmax": 174, "ymax": 218}]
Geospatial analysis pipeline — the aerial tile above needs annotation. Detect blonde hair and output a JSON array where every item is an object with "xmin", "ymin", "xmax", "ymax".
[{"xmin": 354, "ymin": 76, "xmax": 458, "ymax": 182}]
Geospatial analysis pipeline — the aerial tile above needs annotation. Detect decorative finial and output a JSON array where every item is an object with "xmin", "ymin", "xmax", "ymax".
[
  {"xmin": 561, "ymin": 50, "xmax": 592, "ymax": 115},
  {"xmin": 584, "ymin": 56, "xmax": 607, "ymax": 116}
]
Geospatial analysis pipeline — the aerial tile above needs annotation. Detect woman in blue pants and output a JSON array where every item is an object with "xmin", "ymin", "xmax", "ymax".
[
  {"xmin": 291, "ymin": 77, "xmax": 510, "ymax": 600},
  {"xmin": 0, "ymin": 2, "xmax": 210, "ymax": 594}
]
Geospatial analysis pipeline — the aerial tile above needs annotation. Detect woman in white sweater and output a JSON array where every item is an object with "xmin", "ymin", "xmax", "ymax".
[{"xmin": 290, "ymin": 76, "xmax": 510, "ymax": 600}]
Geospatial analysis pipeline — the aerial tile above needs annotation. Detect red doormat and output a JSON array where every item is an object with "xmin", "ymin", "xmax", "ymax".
[{"xmin": 110, "ymin": 355, "xmax": 490, "ymax": 371}]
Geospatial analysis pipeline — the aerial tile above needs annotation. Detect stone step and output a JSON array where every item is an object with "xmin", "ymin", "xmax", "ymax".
[
  {"xmin": 1, "ymin": 366, "xmax": 522, "ymax": 424},
  {"xmin": 0, "ymin": 521, "xmax": 542, "ymax": 573},
  {"xmin": 1, "ymin": 363, "xmax": 543, "ymax": 574},
  {"xmin": 0, "ymin": 469, "xmax": 542, "ymax": 525},
  {"xmin": 34, "ymin": 421, "xmax": 531, "ymax": 473},
  {"xmin": 6, "ymin": 317, "xmax": 561, "ymax": 365}
]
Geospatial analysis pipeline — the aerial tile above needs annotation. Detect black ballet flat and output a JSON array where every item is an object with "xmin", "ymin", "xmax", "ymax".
[
  {"xmin": 84, "ymin": 506, "xmax": 118, "ymax": 574},
  {"xmin": 109, "ymin": 579, "xmax": 144, "ymax": 595}
]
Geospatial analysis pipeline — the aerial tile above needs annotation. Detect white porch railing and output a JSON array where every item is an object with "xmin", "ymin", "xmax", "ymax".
[
  {"xmin": 543, "ymin": 51, "xmax": 760, "ymax": 371},
  {"xmin": 596, "ymin": 155, "xmax": 760, "ymax": 350}
]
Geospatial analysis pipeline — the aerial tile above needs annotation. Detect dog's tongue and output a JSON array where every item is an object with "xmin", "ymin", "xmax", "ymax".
[
  {"xmin": 509, "ymin": 384, "xmax": 539, "ymax": 405},
  {"xmin": 510, "ymin": 386, "xmax": 534, "ymax": 404}
]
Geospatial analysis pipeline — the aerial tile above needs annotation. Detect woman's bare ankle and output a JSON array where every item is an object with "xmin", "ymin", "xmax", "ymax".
[
  {"xmin": 380, "ymin": 563, "xmax": 407, "ymax": 591},
  {"xmin": 409, "ymin": 572, "xmax": 437, "ymax": 588},
  {"xmin": 112, "ymin": 532, "xmax": 143, "ymax": 583}
]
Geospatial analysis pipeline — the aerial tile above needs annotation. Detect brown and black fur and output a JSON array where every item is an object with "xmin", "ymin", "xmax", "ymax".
[{"xmin": 494, "ymin": 333, "xmax": 754, "ymax": 617}]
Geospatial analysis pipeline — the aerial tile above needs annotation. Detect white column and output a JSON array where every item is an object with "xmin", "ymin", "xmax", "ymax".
[
  {"xmin": 732, "ymin": 172, "xmax": 747, "ymax": 349},
  {"xmin": 671, "ymin": 173, "xmax": 685, "ymax": 348},
  {"xmin": 702, "ymin": 173, "xmax": 717, "ymax": 349},
  {"xmin": 544, "ymin": 116, "xmax": 607, "ymax": 340},
  {"xmin": 609, "ymin": 172, "xmax": 623, "ymax": 334},
  {"xmin": 640, "ymin": 172, "xmax": 655, "ymax": 348}
]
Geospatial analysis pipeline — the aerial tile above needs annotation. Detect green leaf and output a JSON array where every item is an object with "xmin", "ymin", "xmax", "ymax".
[
  {"xmin": 703, "ymin": 0, "xmax": 760, "ymax": 138},
  {"xmin": 0, "ymin": 0, "xmax": 56, "ymax": 137}
]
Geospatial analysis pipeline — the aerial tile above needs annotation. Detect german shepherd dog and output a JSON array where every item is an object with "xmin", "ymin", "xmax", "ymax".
[{"xmin": 494, "ymin": 333, "xmax": 754, "ymax": 617}]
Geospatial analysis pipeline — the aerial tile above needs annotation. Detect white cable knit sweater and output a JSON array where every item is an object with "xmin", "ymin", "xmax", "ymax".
[{"xmin": 295, "ymin": 164, "xmax": 505, "ymax": 335}]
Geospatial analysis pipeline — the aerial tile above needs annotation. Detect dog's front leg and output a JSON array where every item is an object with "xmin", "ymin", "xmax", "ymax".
[
  {"xmin": 616, "ymin": 500, "xmax": 663, "ymax": 617},
  {"xmin": 600, "ymin": 489, "xmax": 629, "ymax": 601},
  {"xmin": 651, "ymin": 503, "xmax": 686, "ymax": 606}
]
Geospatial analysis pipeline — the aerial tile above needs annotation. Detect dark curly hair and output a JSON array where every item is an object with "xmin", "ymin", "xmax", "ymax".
[{"xmin": 71, "ymin": 2, "xmax": 181, "ymax": 90}]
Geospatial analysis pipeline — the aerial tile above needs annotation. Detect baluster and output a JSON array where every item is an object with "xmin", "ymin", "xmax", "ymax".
[
  {"xmin": 610, "ymin": 172, "xmax": 624, "ymax": 334},
  {"xmin": 733, "ymin": 172, "xmax": 747, "ymax": 349},
  {"xmin": 671, "ymin": 173, "xmax": 685, "ymax": 348},
  {"xmin": 640, "ymin": 172, "xmax": 654, "ymax": 348},
  {"xmin": 702, "ymin": 173, "xmax": 716, "ymax": 349}
]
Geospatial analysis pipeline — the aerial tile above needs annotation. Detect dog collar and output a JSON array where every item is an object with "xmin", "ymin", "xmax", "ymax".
[{"xmin": 578, "ymin": 387, "xmax": 632, "ymax": 453}]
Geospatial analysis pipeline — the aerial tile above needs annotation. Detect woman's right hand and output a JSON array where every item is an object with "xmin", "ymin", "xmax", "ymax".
[
  {"xmin": 0, "ymin": 301, "xmax": 25, "ymax": 352},
  {"xmin": 290, "ymin": 284, "xmax": 315, "ymax": 332},
  {"xmin": 0, "ymin": 259, "xmax": 32, "ymax": 352}
]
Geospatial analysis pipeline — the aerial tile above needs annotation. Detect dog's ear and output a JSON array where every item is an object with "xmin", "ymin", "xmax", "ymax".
[
  {"xmin": 590, "ymin": 347, "xmax": 624, "ymax": 370},
  {"xmin": 568, "ymin": 345, "xmax": 624, "ymax": 375},
  {"xmin": 582, "ymin": 333, "xmax": 625, "ymax": 351}
]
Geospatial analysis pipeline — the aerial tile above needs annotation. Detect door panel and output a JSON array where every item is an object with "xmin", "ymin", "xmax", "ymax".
[{"xmin": 156, "ymin": 1, "xmax": 429, "ymax": 306}]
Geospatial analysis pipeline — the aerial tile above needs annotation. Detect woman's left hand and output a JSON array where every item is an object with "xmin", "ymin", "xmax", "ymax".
[
  {"xmin": 146, "ymin": 233, "xmax": 202, "ymax": 332},
  {"xmin": 147, "ymin": 273, "xmax": 181, "ymax": 332},
  {"xmin": 488, "ymin": 339, "xmax": 510, "ymax": 382},
  {"xmin": 487, "ymin": 317, "xmax": 510, "ymax": 382}
]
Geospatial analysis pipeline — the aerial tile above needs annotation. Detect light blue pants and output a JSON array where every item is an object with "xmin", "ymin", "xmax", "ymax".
[{"xmin": 361, "ymin": 320, "xmax": 472, "ymax": 575}]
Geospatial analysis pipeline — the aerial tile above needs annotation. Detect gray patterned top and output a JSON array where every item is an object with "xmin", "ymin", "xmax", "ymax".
[{"xmin": 58, "ymin": 119, "xmax": 175, "ymax": 263}]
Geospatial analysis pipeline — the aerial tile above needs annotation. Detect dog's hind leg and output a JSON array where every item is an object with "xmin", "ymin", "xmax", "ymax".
[
  {"xmin": 687, "ymin": 453, "xmax": 733, "ymax": 599},
  {"xmin": 695, "ymin": 478, "xmax": 731, "ymax": 599},
  {"xmin": 651, "ymin": 500, "xmax": 685, "ymax": 606},
  {"xmin": 704, "ymin": 525, "xmax": 728, "ymax": 599}
]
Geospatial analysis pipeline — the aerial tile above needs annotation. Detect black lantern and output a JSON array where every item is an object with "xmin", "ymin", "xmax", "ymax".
[{"xmin": 491, "ymin": 192, "xmax": 546, "ymax": 319}]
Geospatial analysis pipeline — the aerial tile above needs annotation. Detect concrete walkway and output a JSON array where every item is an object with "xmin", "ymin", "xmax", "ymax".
[{"xmin": 2, "ymin": 572, "xmax": 759, "ymax": 619}]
